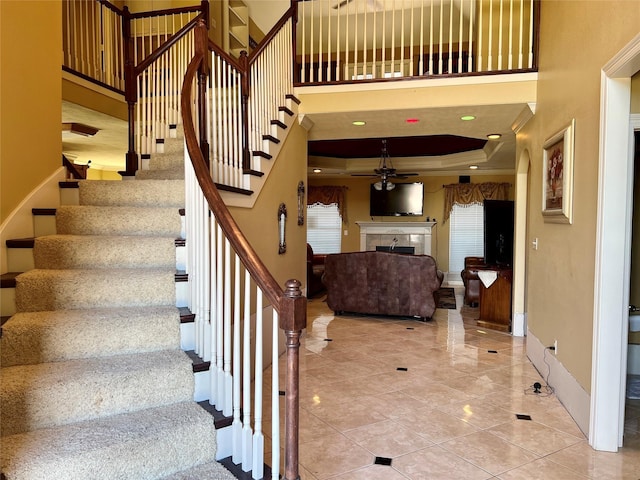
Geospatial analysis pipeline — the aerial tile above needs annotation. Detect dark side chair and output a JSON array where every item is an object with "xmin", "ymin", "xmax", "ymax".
[
  {"xmin": 306, "ymin": 243, "xmax": 326, "ymax": 298},
  {"xmin": 461, "ymin": 256, "xmax": 486, "ymax": 307}
]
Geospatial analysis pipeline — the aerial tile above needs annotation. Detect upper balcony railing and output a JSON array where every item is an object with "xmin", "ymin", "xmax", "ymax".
[{"xmin": 294, "ymin": 0, "xmax": 538, "ymax": 85}]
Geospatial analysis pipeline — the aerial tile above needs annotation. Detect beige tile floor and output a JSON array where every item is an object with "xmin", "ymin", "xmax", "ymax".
[{"xmin": 264, "ymin": 286, "xmax": 640, "ymax": 479}]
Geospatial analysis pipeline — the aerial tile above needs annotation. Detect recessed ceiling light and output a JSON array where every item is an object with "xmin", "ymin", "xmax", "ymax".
[
  {"xmin": 313, "ymin": 168, "xmax": 322, "ymax": 173},
  {"xmin": 352, "ymin": 121, "xmax": 366, "ymax": 126},
  {"xmin": 487, "ymin": 133, "xmax": 502, "ymax": 140},
  {"xmin": 460, "ymin": 115, "xmax": 476, "ymax": 121},
  {"xmin": 405, "ymin": 118, "xmax": 419, "ymax": 124},
  {"xmin": 469, "ymin": 165, "xmax": 479, "ymax": 170}
]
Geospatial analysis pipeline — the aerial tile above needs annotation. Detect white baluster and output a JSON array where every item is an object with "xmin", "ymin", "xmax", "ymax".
[
  {"xmin": 252, "ymin": 290, "xmax": 264, "ymax": 480},
  {"xmin": 223, "ymin": 238, "xmax": 233, "ymax": 416},
  {"xmin": 232, "ymin": 257, "xmax": 242, "ymax": 463},
  {"xmin": 241, "ymin": 269, "xmax": 253, "ymax": 472},
  {"xmin": 468, "ymin": 0, "xmax": 474, "ymax": 73},
  {"xmin": 216, "ymin": 224, "xmax": 225, "ymax": 409},
  {"xmin": 271, "ymin": 310, "xmax": 280, "ymax": 480}
]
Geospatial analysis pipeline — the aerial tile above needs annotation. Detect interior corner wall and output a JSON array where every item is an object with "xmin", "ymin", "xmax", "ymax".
[
  {"xmin": 517, "ymin": 1, "xmax": 640, "ymax": 394},
  {"xmin": 0, "ymin": 1, "xmax": 62, "ymax": 224}
]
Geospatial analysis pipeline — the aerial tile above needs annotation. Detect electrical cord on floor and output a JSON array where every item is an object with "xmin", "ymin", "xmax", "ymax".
[{"xmin": 524, "ymin": 346, "xmax": 555, "ymax": 396}]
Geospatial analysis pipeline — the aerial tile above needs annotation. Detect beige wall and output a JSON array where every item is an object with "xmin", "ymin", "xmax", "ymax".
[
  {"xmin": 0, "ymin": 1, "xmax": 62, "ymax": 224},
  {"xmin": 517, "ymin": 1, "xmax": 640, "ymax": 392},
  {"xmin": 309, "ymin": 173, "xmax": 514, "ymax": 272},
  {"xmin": 630, "ymin": 72, "xmax": 640, "ymax": 308},
  {"xmin": 229, "ymin": 123, "xmax": 308, "ymax": 294}
]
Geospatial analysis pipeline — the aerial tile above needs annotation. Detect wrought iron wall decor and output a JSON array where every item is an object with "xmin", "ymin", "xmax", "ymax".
[
  {"xmin": 297, "ymin": 181, "xmax": 305, "ymax": 225},
  {"xmin": 278, "ymin": 203, "xmax": 287, "ymax": 254}
]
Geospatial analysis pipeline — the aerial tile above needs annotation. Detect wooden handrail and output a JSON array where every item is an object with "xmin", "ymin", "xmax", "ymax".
[
  {"xmin": 62, "ymin": 154, "xmax": 88, "ymax": 180},
  {"xmin": 182, "ymin": 25, "xmax": 305, "ymax": 479},
  {"xmin": 182, "ymin": 36, "xmax": 283, "ymax": 308},
  {"xmin": 134, "ymin": 14, "xmax": 205, "ymax": 76},
  {"xmin": 248, "ymin": 5, "xmax": 296, "ymax": 63},
  {"xmin": 96, "ymin": 0, "xmax": 123, "ymax": 15},
  {"xmin": 128, "ymin": 4, "xmax": 204, "ymax": 19}
]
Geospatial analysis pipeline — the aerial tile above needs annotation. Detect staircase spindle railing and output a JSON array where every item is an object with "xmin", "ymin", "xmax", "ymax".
[
  {"xmin": 295, "ymin": 0, "xmax": 538, "ymax": 84},
  {"xmin": 182, "ymin": 22, "xmax": 305, "ymax": 480},
  {"xmin": 246, "ymin": 12, "xmax": 294, "ymax": 176}
]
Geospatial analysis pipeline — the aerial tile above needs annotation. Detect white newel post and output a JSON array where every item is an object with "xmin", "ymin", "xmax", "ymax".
[{"xmin": 356, "ymin": 221, "xmax": 437, "ymax": 256}]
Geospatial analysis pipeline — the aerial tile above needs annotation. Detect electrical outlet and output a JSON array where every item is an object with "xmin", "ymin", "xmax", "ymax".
[{"xmin": 554, "ymin": 339, "xmax": 558, "ymax": 354}]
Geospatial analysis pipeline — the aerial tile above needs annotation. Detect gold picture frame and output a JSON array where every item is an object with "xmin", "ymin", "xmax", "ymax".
[{"xmin": 542, "ymin": 119, "xmax": 575, "ymax": 224}]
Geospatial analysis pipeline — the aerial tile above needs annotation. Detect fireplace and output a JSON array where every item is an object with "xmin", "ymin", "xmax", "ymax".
[{"xmin": 356, "ymin": 221, "xmax": 437, "ymax": 256}]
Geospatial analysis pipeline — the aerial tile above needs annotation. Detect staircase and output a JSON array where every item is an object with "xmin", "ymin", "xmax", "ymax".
[{"xmin": 0, "ymin": 131, "xmax": 236, "ymax": 479}]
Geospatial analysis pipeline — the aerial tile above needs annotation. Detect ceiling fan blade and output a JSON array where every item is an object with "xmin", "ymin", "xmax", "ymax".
[{"xmin": 351, "ymin": 173, "xmax": 378, "ymax": 177}]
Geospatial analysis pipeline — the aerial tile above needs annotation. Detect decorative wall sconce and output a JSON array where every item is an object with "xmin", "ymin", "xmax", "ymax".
[
  {"xmin": 278, "ymin": 203, "xmax": 287, "ymax": 254},
  {"xmin": 297, "ymin": 181, "xmax": 305, "ymax": 225}
]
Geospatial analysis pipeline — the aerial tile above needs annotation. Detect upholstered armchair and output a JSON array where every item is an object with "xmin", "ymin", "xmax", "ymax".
[
  {"xmin": 306, "ymin": 243, "xmax": 326, "ymax": 298},
  {"xmin": 461, "ymin": 256, "xmax": 485, "ymax": 307}
]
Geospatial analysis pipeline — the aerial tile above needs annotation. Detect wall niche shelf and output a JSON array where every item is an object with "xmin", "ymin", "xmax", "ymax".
[{"xmin": 224, "ymin": 0, "xmax": 249, "ymax": 59}]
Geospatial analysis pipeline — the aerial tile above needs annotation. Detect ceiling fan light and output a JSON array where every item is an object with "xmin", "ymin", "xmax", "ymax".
[
  {"xmin": 373, "ymin": 181, "xmax": 383, "ymax": 191},
  {"xmin": 386, "ymin": 182, "xmax": 395, "ymax": 191}
]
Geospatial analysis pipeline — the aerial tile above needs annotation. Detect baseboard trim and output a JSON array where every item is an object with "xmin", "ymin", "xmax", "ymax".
[{"xmin": 526, "ymin": 329, "xmax": 590, "ymax": 437}]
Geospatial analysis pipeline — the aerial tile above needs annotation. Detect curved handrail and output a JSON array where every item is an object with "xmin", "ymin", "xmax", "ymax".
[{"xmin": 181, "ymin": 50, "xmax": 285, "ymax": 309}]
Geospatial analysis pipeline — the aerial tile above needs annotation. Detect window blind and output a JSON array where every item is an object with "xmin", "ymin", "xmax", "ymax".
[
  {"xmin": 449, "ymin": 203, "xmax": 484, "ymax": 278},
  {"xmin": 307, "ymin": 203, "xmax": 342, "ymax": 254}
]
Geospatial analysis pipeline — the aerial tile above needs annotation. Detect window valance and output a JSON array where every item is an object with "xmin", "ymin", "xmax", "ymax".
[
  {"xmin": 443, "ymin": 182, "xmax": 510, "ymax": 223},
  {"xmin": 307, "ymin": 186, "xmax": 348, "ymax": 223}
]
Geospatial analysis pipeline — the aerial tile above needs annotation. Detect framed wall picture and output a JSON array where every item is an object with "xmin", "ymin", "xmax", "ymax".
[{"xmin": 542, "ymin": 119, "xmax": 575, "ymax": 224}]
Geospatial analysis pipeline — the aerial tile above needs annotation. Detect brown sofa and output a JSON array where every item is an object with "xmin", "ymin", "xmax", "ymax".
[{"xmin": 322, "ymin": 251, "xmax": 443, "ymax": 320}]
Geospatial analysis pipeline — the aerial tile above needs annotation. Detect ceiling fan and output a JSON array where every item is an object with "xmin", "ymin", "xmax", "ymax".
[
  {"xmin": 332, "ymin": 0, "xmax": 384, "ymax": 11},
  {"xmin": 351, "ymin": 139, "xmax": 419, "ymax": 190}
]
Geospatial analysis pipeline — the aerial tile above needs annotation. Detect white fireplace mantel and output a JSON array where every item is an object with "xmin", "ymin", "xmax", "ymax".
[{"xmin": 356, "ymin": 221, "xmax": 437, "ymax": 256}]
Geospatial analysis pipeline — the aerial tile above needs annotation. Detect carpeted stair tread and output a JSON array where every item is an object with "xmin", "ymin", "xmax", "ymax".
[
  {"xmin": 15, "ymin": 268, "xmax": 175, "ymax": 312},
  {"xmin": 136, "ymin": 167, "xmax": 185, "ymax": 180},
  {"xmin": 56, "ymin": 205, "xmax": 182, "ymax": 237},
  {"xmin": 1, "ymin": 306, "xmax": 181, "ymax": 366},
  {"xmin": 0, "ymin": 401, "xmax": 217, "ymax": 480},
  {"xmin": 1, "ymin": 349, "xmax": 194, "ymax": 436},
  {"xmin": 78, "ymin": 179, "xmax": 185, "ymax": 207},
  {"xmin": 159, "ymin": 460, "xmax": 235, "ymax": 479},
  {"xmin": 34, "ymin": 234, "xmax": 177, "ymax": 269},
  {"xmin": 150, "ymin": 151, "xmax": 185, "ymax": 171}
]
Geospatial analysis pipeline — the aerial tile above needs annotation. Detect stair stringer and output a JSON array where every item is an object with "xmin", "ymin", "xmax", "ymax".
[{"xmin": 220, "ymin": 96, "xmax": 301, "ymax": 208}]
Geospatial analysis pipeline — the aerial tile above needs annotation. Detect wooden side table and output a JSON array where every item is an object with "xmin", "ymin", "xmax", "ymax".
[{"xmin": 477, "ymin": 267, "xmax": 513, "ymax": 332}]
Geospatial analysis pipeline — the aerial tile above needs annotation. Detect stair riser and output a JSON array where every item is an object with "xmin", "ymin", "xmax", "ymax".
[
  {"xmin": 6, "ymin": 248, "xmax": 34, "ymax": 273},
  {"xmin": 1, "ymin": 351, "xmax": 194, "ymax": 436},
  {"xmin": 1, "ymin": 288, "xmax": 16, "ymax": 316},
  {"xmin": 60, "ymin": 187, "xmax": 79, "ymax": 206},
  {"xmin": 15, "ymin": 270, "xmax": 176, "ymax": 312},
  {"xmin": 33, "ymin": 214, "xmax": 56, "ymax": 237}
]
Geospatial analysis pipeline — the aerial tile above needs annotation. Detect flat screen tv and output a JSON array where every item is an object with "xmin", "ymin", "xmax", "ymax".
[
  {"xmin": 370, "ymin": 182, "xmax": 424, "ymax": 217},
  {"xmin": 483, "ymin": 199, "xmax": 514, "ymax": 266}
]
